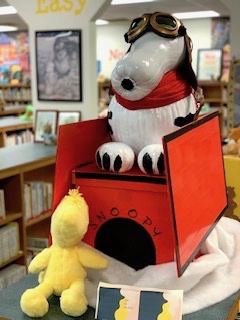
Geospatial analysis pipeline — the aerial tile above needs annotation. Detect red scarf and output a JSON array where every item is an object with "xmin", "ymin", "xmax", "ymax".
[{"xmin": 113, "ymin": 70, "xmax": 193, "ymax": 110}]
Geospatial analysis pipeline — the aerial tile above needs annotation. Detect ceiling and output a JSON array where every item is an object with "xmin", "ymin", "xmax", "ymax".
[
  {"xmin": 100, "ymin": 0, "xmax": 230, "ymax": 22},
  {"xmin": 0, "ymin": 0, "xmax": 27, "ymax": 30},
  {"xmin": 0, "ymin": 0, "xmax": 230, "ymax": 31}
]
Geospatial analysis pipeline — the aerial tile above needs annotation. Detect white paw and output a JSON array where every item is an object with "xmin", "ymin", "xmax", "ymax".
[
  {"xmin": 96, "ymin": 142, "xmax": 135, "ymax": 173},
  {"xmin": 138, "ymin": 144, "xmax": 165, "ymax": 175}
]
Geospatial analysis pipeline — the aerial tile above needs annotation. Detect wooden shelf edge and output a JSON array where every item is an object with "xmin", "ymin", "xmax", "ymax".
[
  {"xmin": 21, "ymin": 158, "xmax": 56, "ymax": 173},
  {"xmin": 198, "ymin": 80, "xmax": 227, "ymax": 86},
  {"xmin": 0, "ymin": 122, "xmax": 33, "ymax": 133},
  {"xmin": 0, "ymin": 84, "xmax": 30, "ymax": 88},
  {"xmin": 205, "ymin": 99, "xmax": 227, "ymax": 104},
  {"xmin": 0, "ymin": 251, "xmax": 25, "ymax": 269},
  {"xmin": 0, "ymin": 107, "xmax": 26, "ymax": 116},
  {"xmin": 0, "ymin": 212, "xmax": 22, "ymax": 226},
  {"xmin": 26, "ymin": 211, "xmax": 52, "ymax": 227}
]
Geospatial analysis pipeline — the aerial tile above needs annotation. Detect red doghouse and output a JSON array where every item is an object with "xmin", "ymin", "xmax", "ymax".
[{"xmin": 52, "ymin": 111, "xmax": 227, "ymax": 276}]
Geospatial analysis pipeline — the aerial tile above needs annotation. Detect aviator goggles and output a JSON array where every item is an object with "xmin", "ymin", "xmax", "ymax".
[{"xmin": 124, "ymin": 12, "xmax": 186, "ymax": 43}]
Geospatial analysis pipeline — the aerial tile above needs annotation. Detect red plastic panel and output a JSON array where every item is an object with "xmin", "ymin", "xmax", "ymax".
[
  {"xmin": 52, "ymin": 118, "xmax": 109, "ymax": 213},
  {"xmin": 163, "ymin": 112, "xmax": 227, "ymax": 276},
  {"xmin": 50, "ymin": 118, "xmax": 109, "ymax": 245}
]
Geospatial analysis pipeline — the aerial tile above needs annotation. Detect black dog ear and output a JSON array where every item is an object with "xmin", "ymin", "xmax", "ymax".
[
  {"xmin": 178, "ymin": 60, "xmax": 198, "ymax": 91},
  {"xmin": 177, "ymin": 35, "xmax": 198, "ymax": 91}
]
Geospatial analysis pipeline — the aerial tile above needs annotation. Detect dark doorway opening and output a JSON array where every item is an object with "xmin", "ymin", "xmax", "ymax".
[{"xmin": 95, "ymin": 217, "xmax": 156, "ymax": 270}]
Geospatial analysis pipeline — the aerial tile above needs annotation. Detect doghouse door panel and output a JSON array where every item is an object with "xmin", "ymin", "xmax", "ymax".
[{"xmin": 163, "ymin": 112, "xmax": 228, "ymax": 276}]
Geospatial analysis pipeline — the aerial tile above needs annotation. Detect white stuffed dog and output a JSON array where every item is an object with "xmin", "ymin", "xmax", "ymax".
[{"xmin": 96, "ymin": 12, "xmax": 201, "ymax": 175}]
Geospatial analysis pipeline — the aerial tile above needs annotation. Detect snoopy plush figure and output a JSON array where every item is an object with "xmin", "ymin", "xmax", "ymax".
[{"xmin": 96, "ymin": 12, "xmax": 200, "ymax": 175}]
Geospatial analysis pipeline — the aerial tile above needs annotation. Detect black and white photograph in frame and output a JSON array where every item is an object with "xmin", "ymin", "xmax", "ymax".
[{"xmin": 36, "ymin": 30, "xmax": 82, "ymax": 101}]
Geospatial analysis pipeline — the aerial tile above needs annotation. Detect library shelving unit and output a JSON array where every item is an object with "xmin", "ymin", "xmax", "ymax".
[
  {"xmin": 0, "ymin": 83, "xmax": 31, "ymax": 105},
  {"xmin": 0, "ymin": 143, "xmax": 56, "ymax": 273},
  {"xmin": 0, "ymin": 117, "xmax": 33, "ymax": 148},
  {"xmin": 98, "ymin": 80, "xmax": 111, "ymax": 99},
  {"xmin": 198, "ymin": 80, "xmax": 227, "ymax": 108},
  {"xmin": 98, "ymin": 80, "xmax": 111, "ymax": 116},
  {"xmin": 198, "ymin": 80, "xmax": 228, "ymax": 137},
  {"xmin": 0, "ymin": 105, "xmax": 26, "ymax": 117}
]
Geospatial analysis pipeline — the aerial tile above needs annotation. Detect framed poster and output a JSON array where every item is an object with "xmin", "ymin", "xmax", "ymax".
[
  {"xmin": 34, "ymin": 110, "xmax": 58, "ymax": 142},
  {"xmin": 35, "ymin": 30, "xmax": 82, "ymax": 101},
  {"xmin": 57, "ymin": 111, "xmax": 81, "ymax": 127},
  {"xmin": 0, "ymin": 31, "xmax": 31, "ymax": 84},
  {"xmin": 197, "ymin": 49, "xmax": 223, "ymax": 81}
]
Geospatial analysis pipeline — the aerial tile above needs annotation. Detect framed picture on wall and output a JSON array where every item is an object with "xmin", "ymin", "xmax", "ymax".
[
  {"xmin": 34, "ymin": 110, "xmax": 58, "ymax": 142},
  {"xmin": 57, "ymin": 111, "xmax": 81, "ymax": 127},
  {"xmin": 35, "ymin": 30, "xmax": 82, "ymax": 101},
  {"xmin": 197, "ymin": 49, "xmax": 223, "ymax": 81}
]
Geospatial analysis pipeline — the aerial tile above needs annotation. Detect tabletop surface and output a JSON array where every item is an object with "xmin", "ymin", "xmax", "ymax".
[
  {"xmin": 0, "ymin": 143, "xmax": 56, "ymax": 172},
  {"xmin": 0, "ymin": 273, "xmax": 239, "ymax": 320},
  {"xmin": 0, "ymin": 117, "xmax": 32, "ymax": 130}
]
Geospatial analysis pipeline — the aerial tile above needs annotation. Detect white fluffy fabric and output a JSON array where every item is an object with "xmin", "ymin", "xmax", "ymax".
[{"xmin": 84, "ymin": 217, "xmax": 240, "ymax": 315}]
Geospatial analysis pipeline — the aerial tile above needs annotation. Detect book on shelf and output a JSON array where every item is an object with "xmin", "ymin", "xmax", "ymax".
[
  {"xmin": 5, "ymin": 133, "xmax": 16, "ymax": 147},
  {"xmin": 23, "ymin": 183, "xmax": 32, "ymax": 221},
  {"xmin": 0, "ymin": 189, "xmax": 6, "ymax": 220},
  {"xmin": 27, "ymin": 237, "xmax": 48, "ymax": 249},
  {"xmin": 0, "ymin": 264, "xmax": 26, "ymax": 292},
  {"xmin": 0, "ymin": 222, "xmax": 20, "ymax": 265},
  {"xmin": 27, "ymin": 247, "xmax": 44, "ymax": 262},
  {"xmin": 5, "ymin": 129, "xmax": 34, "ymax": 147},
  {"xmin": 23, "ymin": 181, "xmax": 53, "ymax": 221},
  {"xmin": 95, "ymin": 282, "xmax": 183, "ymax": 320},
  {"xmin": 0, "ymin": 65, "xmax": 10, "ymax": 84},
  {"xmin": 45, "ymin": 182, "xmax": 53, "ymax": 210},
  {"xmin": 27, "ymin": 236, "xmax": 49, "ymax": 262}
]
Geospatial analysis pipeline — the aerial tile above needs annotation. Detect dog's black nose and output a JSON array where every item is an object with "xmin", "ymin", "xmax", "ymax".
[{"xmin": 121, "ymin": 78, "xmax": 134, "ymax": 90}]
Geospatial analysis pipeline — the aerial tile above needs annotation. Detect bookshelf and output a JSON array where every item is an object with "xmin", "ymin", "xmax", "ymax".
[
  {"xmin": 0, "ymin": 84, "xmax": 31, "ymax": 105},
  {"xmin": 0, "ymin": 143, "xmax": 56, "ymax": 284},
  {"xmin": 98, "ymin": 81, "xmax": 111, "ymax": 100},
  {"xmin": 0, "ymin": 105, "xmax": 26, "ymax": 117},
  {"xmin": 98, "ymin": 81, "xmax": 111, "ymax": 117},
  {"xmin": 198, "ymin": 80, "xmax": 228, "ymax": 137},
  {"xmin": 198, "ymin": 81, "xmax": 227, "ymax": 110},
  {"xmin": 0, "ymin": 117, "xmax": 33, "ymax": 148}
]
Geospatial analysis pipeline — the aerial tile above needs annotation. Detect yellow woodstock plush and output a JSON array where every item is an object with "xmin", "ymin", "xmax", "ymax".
[{"xmin": 20, "ymin": 188, "xmax": 108, "ymax": 318}]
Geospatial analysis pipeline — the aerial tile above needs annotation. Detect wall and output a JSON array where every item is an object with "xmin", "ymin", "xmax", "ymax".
[
  {"xmin": 97, "ymin": 18, "xmax": 212, "ymax": 80},
  {"xmin": 220, "ymin": 0, "xmax": 240, "ymax": 58},
  {"xmin": 6, "ymin": 0, "xmax": 111, "ymax": 121},
  {"xmin": 97, "ymin": 21, "xmax": 129, "ymax": 81}
]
